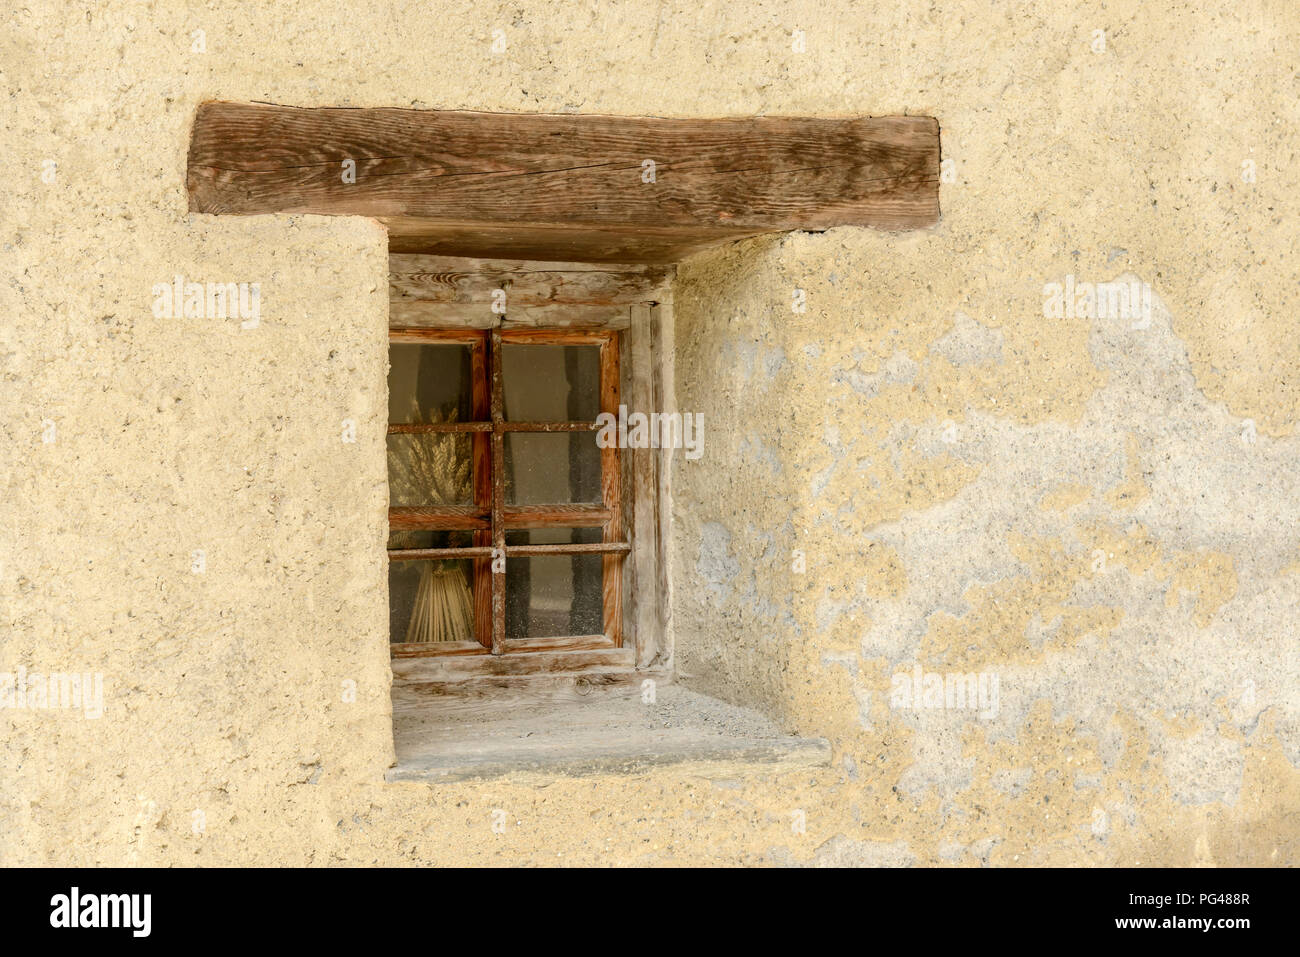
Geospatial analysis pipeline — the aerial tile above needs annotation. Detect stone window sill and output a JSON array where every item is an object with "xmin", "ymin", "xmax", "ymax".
[{"xmin": 387, "ymin": 683, "xmax": 831, "ymax": 783}]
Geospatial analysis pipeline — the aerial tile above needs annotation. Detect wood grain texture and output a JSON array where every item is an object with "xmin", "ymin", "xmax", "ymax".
[
  {"xmin": 470, "ymin": 334, "xmax": 493, "ymax": 649},
  {"xmin": 388, "ymin": 327, "xmax": 484, "ymax": 343},
  {"xmin": 496, "ymin": 328, "xmax": 614, "ymax": 345},
  {"xmin": 599, "ymin": 335, "xmax": 623, "ymax": 649},
  {"xmin": 388, "ymin": 505, "xmax": 488, "ymax": 530},
  {"xmin": 386, "ymin": 221, "xmax": 746, "ymax": 263},
  {"xmin": 392, "ymin": 672, "xmax": 645, "ymax": 716},
  {"xmin": 390, "ymin": 254, "xmax": 670, "ymax": 307},
  {"xmin": 628, "ymin": 304, "xmax": 664, "ymax": 668},
  {"xmin": 392, "ymin": 645, "xmax": 630, "ymax": 680},
  {"xmin": 489, "ymin": 329, "xmax": 506, "ymax": 655},
  {"xmin": 650, "ymin": 304, "xmax": 676, "ymax": 671},
  {"xmin": 503, "ymin": 504, "xmax": 610, "ymax": 528},
  {"xmin": 189, "ymin": 102, "xmax": 940, "ymax": 262},
  {"xmin": 390, "ymin": 639, "xmax": 488, "ymax": 659},
  {"xmin": 390, "ymin": 300, "xmax": 633, "ymax": 329}
]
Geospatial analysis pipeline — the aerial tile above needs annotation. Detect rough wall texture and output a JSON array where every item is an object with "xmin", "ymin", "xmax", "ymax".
[{"xmin": 1, "ymin": 0, "xmax": 1296, "ymax": 865}]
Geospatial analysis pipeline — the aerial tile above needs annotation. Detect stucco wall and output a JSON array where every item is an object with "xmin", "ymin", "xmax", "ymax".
[{"xmin": 1, "ymin": 0, "xmax": 1296, "ymax": 866}]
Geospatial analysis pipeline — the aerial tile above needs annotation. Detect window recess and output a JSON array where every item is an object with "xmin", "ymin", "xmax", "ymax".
[
  {"xmin": 385, "ymin": 257, "xmax": 674, "ymax": 679},
  {"xmin": 186, "ymin": 102, "xmax": 935, "ymax": 777}
]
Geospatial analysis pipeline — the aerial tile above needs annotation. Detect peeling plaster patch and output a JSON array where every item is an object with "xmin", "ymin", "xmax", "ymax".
[
  {"xmin": 991, "ymin": 766, "xmax": 1034, "ymax": 797},
  {"xmin": 1075, "ymin": 772, "xmax": 1103, "ymax": 790},
  {"xmin": 833, "ymin": 366, "xmax": 879, "ymax": 398},
  {"xmin": 881, "ymin": 350, "xmax": 919, "ymax": 384},
  {"xmin": 832, "ymin": 349, "xmax": 916, "ymax": 398},
  {"xmin": 809, "ymin": 424, "xmax": 850, "ymax": 500},
  {"xmin": 933, "ymin": 310, "xmax": 1004, "ymax": 367},
  {"xmin": 894, "ymin": 711, "xmax": 977, "ymax": 797},
  {"xmin": 767, "ymin": 846, "xmax": 796, "ymax": 867},
  {"xmin": 721, "ymin": 338, "xmax": 757, "ymax": 383},
  {"xmin": 821, "ymin": 651, "xmax": 859, "ymax": 676},
  {"xmin": 1023, "ymin": 610, "xmax": 1063, "ymax": 651},
  {"xmin": 1163, "ymin": 729, "xmax": 1246, "ymax": 807},
  {"xmin": 763, "ymin": 346, "xmax": 787, "ymax": 381},
  {"xmin": 737, "ymin": 570, "xmax": 782, "ymax": 624},
  {"xmin": 739, "ymin": 435, "xmax": 782, "ymax": 478},
  {"xmin": 811, "ymin": 835, "xmax": 916, "ymax": 867},
  {"xmin": 810, "ymin": 462, "xmax": 837, "ymax": 500},
  {"xmin": 967, "ymin": 838, "xmax": 1001, "ymax": 865},
  {"xmin": 720, "ymin": 338, "xmax": 787, "ymax": 391},
  {"xmin": 697, "ymin": 522, "xmax": 740, "ymax": 605},
  {"xmin": 938, "ymin": 841, "xmax": 967, "ymax": 862},
  {"xmin": 815, "ymin": 591, "xmax": 848, "ymax": 632},
  {"xmin": 855, "ymin": 277, "xmax": 1300, "ymax": 797},
  {"xmin": 853, "ymin": 685, "xmax": 873, "ymax": 730}
]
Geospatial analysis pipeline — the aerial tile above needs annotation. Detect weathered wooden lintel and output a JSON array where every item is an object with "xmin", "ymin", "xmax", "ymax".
[{"xmin": 188, "ymin": 102, "xmax": 940, "ymax": 263}]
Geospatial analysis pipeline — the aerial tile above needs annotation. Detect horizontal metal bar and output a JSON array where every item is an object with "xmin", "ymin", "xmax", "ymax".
[
  {"xmin": 387, "ymin": 542, "xmax": 630, "ymax": 561},
  {"xmin": 387, "ymin": 422, "xmax": 492, "ymax": 433},
  {"xmin": 506, "ymin": 542, "xmax": 630, "ymax": 556},
  {"xmin": 387, "ymin": 421, "xmax": 598, "ymax": 434},
  {"xmin": 499, "ymin": 421, "xmax": 599, "ymax": 432},
  {"xmin": 388, "ymin": 546, "xmax": 493, "ymax": 561}
]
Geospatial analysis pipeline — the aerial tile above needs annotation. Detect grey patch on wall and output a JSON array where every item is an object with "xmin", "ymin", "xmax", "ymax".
[
  {"xmin": 853, "ymin": 276, "xmax": 1300, "ymax": 801},
  {"xmin": 809, "ymin": 835, "xmax": 915, "ymax": 867},
  {"xmin": 697, "ymin": 521, "xmax": 741, "ymax": 604},
  {"xmin": 832, "ymin": 348, "xmax": 918, "ymax": 398},
  {"xmin": 810, "ymin": 424, "xmax": 850, "ymax": 500},
  {"xmin": 739, "ymin": 434, "xmax": 783, "ymax": 478},
  {"xmin": 933, "ymin": 310, "xmax": 1004, "ymax": 366},
  {"xmin": 821, "ymin": 651, "xmax": 859, "ymax": 676}
]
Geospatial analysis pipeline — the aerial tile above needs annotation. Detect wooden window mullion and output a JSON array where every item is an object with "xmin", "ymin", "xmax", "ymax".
[
  {"xmin": 470, "ymin": 332, "xmax": 493, "ymax": 650},
  {"xmin": 599, "ymin": 335, "xmax": 623, "ymax": 648},
  {"xmin": 489, "ymin": 329, "xmax": 506, "ymax": 655}
]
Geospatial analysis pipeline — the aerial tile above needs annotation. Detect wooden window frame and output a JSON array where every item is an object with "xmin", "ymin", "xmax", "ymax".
[{"xmin": 388, "ymin": 327, "xmax": 627, "ymax": 659}]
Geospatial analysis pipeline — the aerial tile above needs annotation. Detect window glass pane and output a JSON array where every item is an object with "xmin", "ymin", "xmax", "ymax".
[
  {"xmin": 504, "ymin": 432, "xmax": 601, "ymax": 505},
  {"xmin": 387, "ymin": 433, "xmax": 474, "ymax": 506},
  {"xmin": 389, "ymin": 558, "xmax": 476, "ymax": 644},
  {"xmin": 502, "ymin": 344, "xmax": 600, "ymax": 422},
  {"xmin": 504, "ymin": 529, "xmax": 603, "ymax": 640},
  {"xmin": 388, "ymin": 343, "xmax": 473, "ymax": 423}
]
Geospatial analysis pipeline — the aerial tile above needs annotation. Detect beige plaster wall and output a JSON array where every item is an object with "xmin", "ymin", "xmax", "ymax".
[{"xmin": 1, "ymin": 0, "xmax": 1295, "ymax": 866}]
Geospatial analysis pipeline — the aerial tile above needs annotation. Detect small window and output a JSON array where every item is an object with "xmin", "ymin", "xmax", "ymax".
[{"xmin": 387, "ymin": 328, "xmax": 626, "ymax": 657}]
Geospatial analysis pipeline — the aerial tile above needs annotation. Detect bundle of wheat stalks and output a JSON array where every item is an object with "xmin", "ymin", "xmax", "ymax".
[
  {"xmin": 403, "ymin": 562, "xmax": 475, "ymax": 643},
  {"xmin": 388, "ymin": 398, "xmax": 475, "ymax": 643}
]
